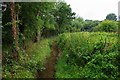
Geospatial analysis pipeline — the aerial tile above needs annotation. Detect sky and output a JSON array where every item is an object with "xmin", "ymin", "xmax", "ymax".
[{"xmin": 65, "ymin": 0, "xmax": 120, "ymax": 20}]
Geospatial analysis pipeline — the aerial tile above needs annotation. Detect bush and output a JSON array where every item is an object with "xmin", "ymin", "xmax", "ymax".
[
  {"xmin": 56, "ymin": 32, "xmax": 119, "ymax": 78},
  {"xmin": 3, "ymin": 39, "xmax": 51, "ymax": 78},
  {"xmin": 3, "ymin": 64, "xmax": 34, "ymax": 78},
  {"xmin": 93, "ymin": 20, "xmax": 118, "ymax": 32}
]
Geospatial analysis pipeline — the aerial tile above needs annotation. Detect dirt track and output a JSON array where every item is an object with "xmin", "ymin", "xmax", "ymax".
[{"xmin": 36, "ymin": 42, "xmax": 61, "ymax": 78}]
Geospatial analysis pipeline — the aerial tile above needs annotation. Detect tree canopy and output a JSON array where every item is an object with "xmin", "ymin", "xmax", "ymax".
[
  {"xmin": 106, "ymin": 13, "xmax": 117, "ymax": 21},
  {"xmin": 94, "ymin": 20, "xmax": 118, "ymax": 32}
]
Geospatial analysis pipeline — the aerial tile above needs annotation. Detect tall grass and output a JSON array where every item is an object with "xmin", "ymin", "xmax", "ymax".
[{"xmin": 3, "ymin": 39, "xmax": 51, "ymax": 78}]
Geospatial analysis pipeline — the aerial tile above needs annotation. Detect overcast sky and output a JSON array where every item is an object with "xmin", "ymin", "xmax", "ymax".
[{"xmin": 65, "ymin": 0, "xmax": 120, "ymax": 20}]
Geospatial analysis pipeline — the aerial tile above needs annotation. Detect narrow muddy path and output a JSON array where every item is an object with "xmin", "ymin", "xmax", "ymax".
[{"xmin": 36, "ymin": 41, "xmax": 61, "ymax": 78}]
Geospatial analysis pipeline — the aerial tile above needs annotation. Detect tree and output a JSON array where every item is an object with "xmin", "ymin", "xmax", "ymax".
[
  {"xmin": 41, "ymin": 2, "xmax": 57, "ymax": 37},
  {"xmin": 81, "ymin": 20, "xmax": 100, "ymax": 32},
  {"xmin": 53, "ymin": 2, "xmax": 75, "ymax": 33},
  {"xmin": 19, "ymin": 2, "xmax": 56, "ymax": 42},
  {"xmin": 71, "ymin": 17, "xmax": 84, "ymax": 32},
  {"xmin": 93, "ymin": 20, "xmax": 118, "ymax": 32},
  {"xmin": 2, "ymin": 2, "xmax": 20, "ymax": 61},
  {"xmin": 106, "ymin": 13, "xmax": 117, "ymax": 21},
  {"xmin": 10, "ymin": 2, "xmax": 20, "ymax": 60}
]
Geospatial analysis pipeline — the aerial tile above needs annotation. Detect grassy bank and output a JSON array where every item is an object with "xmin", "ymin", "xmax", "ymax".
[{"xmin": 3, "ymin": 39, "xmax": 51, "ymax": 78}]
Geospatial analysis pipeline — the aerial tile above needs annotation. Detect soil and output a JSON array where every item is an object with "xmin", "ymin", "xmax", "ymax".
[{"xmin": 36, "ymin": 41, "xmax": 61, "ymax": 78}]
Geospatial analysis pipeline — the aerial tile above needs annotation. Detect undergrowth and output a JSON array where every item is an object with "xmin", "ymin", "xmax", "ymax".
[
  {"xmin": 3, "ymin": 39, "xmax": 51, "ymax": 78},
  {"xmin": 55, "ymin": 32, "xmax": 119, "ymax": 78}
]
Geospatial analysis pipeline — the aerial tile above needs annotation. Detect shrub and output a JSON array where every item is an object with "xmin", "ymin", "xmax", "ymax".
[
  {"xmin": 56, "ymin": 32, "xmax": 119, "ymax": 78},
  {"xmin": 3, "ymin": 39, "xmax": 51, "ymax": 78},
  {"xmin": 93, "ymin": 20, "xmax": 118, "ymax": 32}
]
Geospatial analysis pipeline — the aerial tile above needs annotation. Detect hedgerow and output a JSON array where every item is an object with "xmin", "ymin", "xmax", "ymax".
[{"xmin": 55, "ymin": 32, "xmax": 119, "ymax": 78}]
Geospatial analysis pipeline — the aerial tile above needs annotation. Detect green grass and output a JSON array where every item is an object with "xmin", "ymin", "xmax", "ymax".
[
  {"xmin": 55, "ymin": 32, "xmax": 119, "ymax": 78},
  {"xmin": 3, "ymin": 39, "xmax": 51, "ymax": 78}
]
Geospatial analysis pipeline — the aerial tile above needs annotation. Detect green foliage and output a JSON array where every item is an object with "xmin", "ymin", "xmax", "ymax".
[
  {"xmin": 3, "ymin": 64, "xmax": 34, "ymax": 78},
  {"xmin": 94, "ymin": 20, "xmax": 118, "ymax": 32},
  {"xmin": 19, "ymin": 3, "xmax": 43, "ymax": 40},
  {"xmin": 71, "ymin": 17, "xmax": 84, "ymax": 32},
  {"xmin": 71, "ymin": 19, "xmax": 101, "ymax": 32},
  {"xmin": 54, "ymin": 2, "xmax": 75, "ymax": 33},
  {"xmin": 2, "ymin": 2, "xmax": 119, "ymax": 79},
  {"xmin": 56, "ymin": 32, "xmax": 119, "ymax": 78},
  {"xmin": 3, "ymin": 39, "xmax": 51, "ymax": 78},
  {"xmin": 81, "ymin": 20, "xmax": 100, "ymax": 32},
  {"xmin": 106, "ymin": 13, "xmax": 117, "ymax": 21},
  {"xmin": 2, "ymin": 3, "xmax": 13, "ymax": 47},
  {"xmin": 27, "ymin": 39, "xmax": 51, "ymax": 70}
]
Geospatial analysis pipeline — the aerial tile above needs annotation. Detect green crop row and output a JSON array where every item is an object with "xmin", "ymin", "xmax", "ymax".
[{"xmin": 55, "ymin": 32, "xmax": 119, "ymax": 78}]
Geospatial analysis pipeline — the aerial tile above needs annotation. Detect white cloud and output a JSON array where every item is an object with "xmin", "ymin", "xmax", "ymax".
[{"xmin": 65, "ymin": 0, "xmax": 119, "ymax": 20}]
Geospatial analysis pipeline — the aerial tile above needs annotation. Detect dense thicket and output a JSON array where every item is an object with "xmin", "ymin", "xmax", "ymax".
[
  {"xmin": 56, "ymin": 32, "xmax": 119, "ymax": 78},
  {"xmin": 2, "ymin": 2, "xmax": 75, "ymax": 48}
]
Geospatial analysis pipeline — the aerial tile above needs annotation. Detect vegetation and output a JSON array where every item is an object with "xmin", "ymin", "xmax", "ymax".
[
  {"xmin": 3, "ymin": 39, "xmax": 51, "ymax": 78},
  {"xmin": 94, "ymin": 20, "xmax": 118, "ymax": 32},
  {"xmin": 2, "ymin": 1, "xmax": 119, "ymax": 79},
  {"xmin": 106, "ymin": 13, "xmax": 117, "ymax": 21},
  {"xmin": 56, "ymin": 32, "xmax": 119, "ymax": 78}
]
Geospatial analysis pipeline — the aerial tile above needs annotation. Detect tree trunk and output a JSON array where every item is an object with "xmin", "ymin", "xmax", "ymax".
[
  {"xmin": 36, "ymin": 11, "xmax": 41, "ymax": 42},
  {"xmin": 36, "ymin": 30, "xmax": 41, "ymax": 42},
  {"xmin": 10, "ymin": 2, "xmax": 19, "ymax": 54}
]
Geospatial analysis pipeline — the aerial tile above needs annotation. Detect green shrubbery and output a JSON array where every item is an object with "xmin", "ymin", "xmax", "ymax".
[
  {"xmin": 55, "ymin": 32, "xmax": 119, "ymax": 78},
  {"xmin": 3, "ymin": 39, "xmax": 51, "ymax": 78},
  {"xmin": 93, "ymin": 20, "xmax": 118, "ymax": 32}
]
